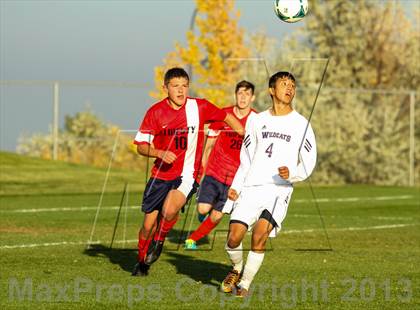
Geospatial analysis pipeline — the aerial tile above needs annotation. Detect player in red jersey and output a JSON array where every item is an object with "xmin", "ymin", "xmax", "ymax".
[
  {"xmin": 132, "ymin": 67, "xmax": 244, "ymax": 276},
  {"xmin": 184, "ymin": 80, "xmax": 256, "ymax": 250}
]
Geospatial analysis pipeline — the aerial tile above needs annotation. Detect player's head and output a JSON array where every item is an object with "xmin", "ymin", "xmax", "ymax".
[
  {"xmin": 164, "ymin": 67, "xmax": 189, "ymax": 86},
  {"xmin": 235, "ymin": 80, "xmax": 255, "ymax": 110},
  {"xmin": 268, "ymin": 71, "xmax": 296, "ymax": 105},
  {"xmin": 163, "ymin": 67, "xmax": 190, "ymax": 108}
]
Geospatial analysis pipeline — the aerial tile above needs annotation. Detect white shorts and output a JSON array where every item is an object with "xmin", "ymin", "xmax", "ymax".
[
  {"xmin": 222, "ymin": 198, "xmax": 235, "ymax": 214},
  {"xmin": 229, "ymin": 184, "xmax": 293, "ymax": 237}
]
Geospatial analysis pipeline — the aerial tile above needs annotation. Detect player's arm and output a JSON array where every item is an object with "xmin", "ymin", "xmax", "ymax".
[
  {"xmin": 279, "ymin": 124, "xmax": 317, "ymax": 182},
  {"xmin": 133, "ymin": 109, "xmax": 176, "ymax": 164},
  {"xmin": 203, "ymin": 99, "xmax": 243, "ymax": 136},
  {"xmin": 229, "ymin": 114, "xmax": 257, "ymax": 197},
  {"xmin": 201, "ymin": 136, "xmax": 217, "ymax": 172},
  {"xmin": 224, "ymin": 113, "xmax": 245, "ymax": 136},
  {"xmin": 136, "ymin": 143, "xmax": 176, "ymax": 164}
]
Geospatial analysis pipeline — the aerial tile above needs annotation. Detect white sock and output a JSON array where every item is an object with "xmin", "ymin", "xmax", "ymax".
[
  {"xmin": 226, "ymin": 243, "xmax": 243, "ymax": 272},
  {"xmin": 238, "ymin": 251, "xmax": 265, "ymax": 290}
]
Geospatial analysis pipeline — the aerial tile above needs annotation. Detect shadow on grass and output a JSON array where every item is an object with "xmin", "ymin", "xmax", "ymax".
[
  {"xmin": 83, "ymin": 244, "xmax": 137, "ymax": 274},
  {"xmin": 83, "ymin": 228, "xmax": 229, "ymax": 286},
  {"xmin": 164, "ymin": 252, "xmax": 230, "ymax": 287}
]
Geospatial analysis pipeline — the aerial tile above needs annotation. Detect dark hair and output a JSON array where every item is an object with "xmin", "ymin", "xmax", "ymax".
[
  {"xmin": 268, "ymin": 71, "xmax": 296, "ymax": 89},
  {"xmin": 235, "ymin": 80, "xmax": 255, "ymax": 94},
  {"xmin": 164, "ymin": 67, "xmax": 189, "ymax": 85}
]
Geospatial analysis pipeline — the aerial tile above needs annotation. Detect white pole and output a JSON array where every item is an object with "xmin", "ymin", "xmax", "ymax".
[
  {"xmin": 52, "ymin": 82, "xmax": 59, "ymax": 160},
  {"xmin": 86, "ymin": 131, "xmax": 120, "ymax": 249},
  {"xmin": 409, "ymin": 92, "xmax": 415, "ymax": 187}
]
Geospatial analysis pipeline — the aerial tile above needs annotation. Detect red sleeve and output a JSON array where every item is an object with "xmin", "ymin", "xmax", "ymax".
[
  {"xmin": 133, "ymin": 109, "xmax": 158, "ymax": 145},
  {"xmin": 202, "ymin": 99, "xmax": 227, "ymax": 123},
  {"xmin": 207, "ymin": 121, "xmax": 224, "ymax": 138},
  {"xmin": 209, "ymin": 121, "xmax": 224, "ymax": 131}
]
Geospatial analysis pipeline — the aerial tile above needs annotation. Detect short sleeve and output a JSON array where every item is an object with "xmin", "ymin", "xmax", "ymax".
[
  {"xmin": 202, "ymin": 99, "xmax": 227, "ymax": 123},
  {"xmin": 133, "ymin": 109, "xmax": 158, "ymax": 145},
  {"xmin": 207, "ymin": 121, "xmax": 224, "ymax": 138}
]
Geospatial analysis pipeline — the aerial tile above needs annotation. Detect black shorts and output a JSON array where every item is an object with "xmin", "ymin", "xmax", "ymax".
[
  {"xmin": 197, "ymin": 175, "xmax": 229, "ymax": 212},
  {"xmin": 259, "ymin": 209, "xmax": 278, "ymax": 228},
  {"xmin": 141, "ymin": 177, "xmax": 198, "ymax": 213},
  {"xmin": 230, "ymin": 210, "xmax": 278, "ymax": 229}
]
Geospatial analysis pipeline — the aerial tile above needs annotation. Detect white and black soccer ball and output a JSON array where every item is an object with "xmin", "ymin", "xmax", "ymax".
[{"xmin": 274, "ymin": 0, "xmax": 309, "ymax": 23}]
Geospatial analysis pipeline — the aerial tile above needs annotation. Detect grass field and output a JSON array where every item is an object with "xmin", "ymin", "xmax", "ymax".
[{"xmin": 1, "ymin": 152, "xmax": 419, "ymax": 309}]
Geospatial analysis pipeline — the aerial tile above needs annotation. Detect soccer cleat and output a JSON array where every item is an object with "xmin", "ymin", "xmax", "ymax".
[
  {"xmin": 184, "ymin": 239, "xmax": 197, "ymax": 250},
  {"xmin": 131, "ymin": 261, "xmax": 150, "ymax": 276},
  {"xmin": 197, "ymin": 212, "xmax": 208, "ymax": 223},
  {"xmin": 220, "ymin": 269, "xmax": 241, "ymax": 293},
  {"xmin": 144, "ymin": 240, "xmax": 164, "ymax": 265},
  {"xmin": 234, "ymin": 284, "xmax": 249, "ymax": 298}
]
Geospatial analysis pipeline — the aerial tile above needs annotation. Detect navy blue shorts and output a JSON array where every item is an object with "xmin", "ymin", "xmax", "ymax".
[
  {"xmin": 141, "ymin": 177, "xmax": 198, "ymax": 213},
  {"xmin": 197, "ymin": 175, "xmax": 229, "ymax": 212}
]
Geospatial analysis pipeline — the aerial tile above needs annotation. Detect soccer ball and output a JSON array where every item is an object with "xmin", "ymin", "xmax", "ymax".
[{"xmin": 274, "ymin": 0, "xmax": 309, "ymax": 23}]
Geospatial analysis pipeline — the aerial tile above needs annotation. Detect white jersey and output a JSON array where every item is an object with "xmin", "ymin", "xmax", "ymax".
[{"xmin": 230, "ymin": 109, "xmax": 317, "ymax": 192}]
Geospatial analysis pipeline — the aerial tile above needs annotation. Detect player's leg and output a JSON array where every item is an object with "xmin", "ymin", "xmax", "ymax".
[
  {"xmin": 143, "ymin": 189, "xmax": 185, "ymax": 265},
  {"xmin": 235, "ymin": 215, "xmax": 275, "ymax": 296},
  {"xmin": 185, "ymin": 202, "xmax": 212, "ymax": 249},
  {"xmin": 154, "ymin": 188, "xmax": 186, "ymax": 238},
  {"xmin": 185, "ymin": 208, "xmax": 224, "ymax": 249},
  {"xmin": 196, "ymin": 175, "xmax": 218, "ymax": 222},
  {"xmin": 132, "ymin": 210, "xmax": 159, "ymax": 276},
  {"xmin": 197, "ymin": 202, "xmax": 212, "ymax": 222},
  {"xmin": 221, "ymin": 221, "xmax": 248, "ymax": 293},
  {"xmin": 138, "ymin": 211, "xmax": 159, "ymax": 259},
  {"xmin": 235, "ymin": 185, "xmax": 292, "ymax": 296},
  {"xmin": 145, "ymin": 179, "xmax": 198, "ymax": 265},
  {"xmin": 186, "ymin": 177, "xmax": 227, "ymax": 249},
  {"xmin": 132, "ymin": 177, "xmax": 174, "ymax": 274},
  {"xmin": 221, "ymin": 186, "xmax": 262, "ymax": 293}
]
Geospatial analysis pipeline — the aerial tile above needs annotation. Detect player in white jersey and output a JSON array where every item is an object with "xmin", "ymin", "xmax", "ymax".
[{"xmin": 220, "ymin": 71, "xmax": 317, "ymax": 297}]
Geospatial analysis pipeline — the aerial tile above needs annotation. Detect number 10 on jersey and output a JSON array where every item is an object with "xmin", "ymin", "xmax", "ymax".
[{"xmin": 175, "ymin": 136, "xmax": 187, "ymax": 150}]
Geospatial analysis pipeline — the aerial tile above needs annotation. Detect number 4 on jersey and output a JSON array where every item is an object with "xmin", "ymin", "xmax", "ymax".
[{"xmin": 265, "ymin": 143, "xmax": 273, "ymax": 158}]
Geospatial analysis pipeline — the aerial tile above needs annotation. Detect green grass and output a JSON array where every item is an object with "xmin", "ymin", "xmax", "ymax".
[
  {"xmin": 0, "ymin": 152, "xmax": 419, "ymax": 309},
  {"xmin": 0, "ymin": 151, "xmax": 145, "ymax": 195}
]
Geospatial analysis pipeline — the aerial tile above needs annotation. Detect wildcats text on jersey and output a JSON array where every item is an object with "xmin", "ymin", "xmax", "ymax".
[{"xmin": 261, "ymin": 131, "xmax": 291, "ymax": 142}]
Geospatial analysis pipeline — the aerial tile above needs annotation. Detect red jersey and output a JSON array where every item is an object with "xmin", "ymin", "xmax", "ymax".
[
  {"xmin": 205, "ymin": 106, "xmax": 256, "ymax": 185},
  {"xmin": 134, "ymin": 97, "xmax": 227, "ymax": 182}
]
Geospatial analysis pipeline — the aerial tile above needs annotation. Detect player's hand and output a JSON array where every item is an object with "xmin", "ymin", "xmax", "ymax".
[
  {"xmin": 278, "ymin": 166, "xmax": 289, "ymax": 179},
  {"xmin": 157, "ymin": 150, "xmax": 177, "ymax": 164},
  {"xmin": 228, "ymin": 188, "xmax": 239, "ymax": 201}
]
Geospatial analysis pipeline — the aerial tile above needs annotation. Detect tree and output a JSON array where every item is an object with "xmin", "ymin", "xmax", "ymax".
[
  {"xmin": 150, "ymin": 0, "xmax": 250, "ymax": 106},
  {"xmin": 278, "ymin": 1, "xmax": 420, "ymax": 185},
  {"xmin": 17, "ymin": 109, "xmax": 143, "ymax": 171}
]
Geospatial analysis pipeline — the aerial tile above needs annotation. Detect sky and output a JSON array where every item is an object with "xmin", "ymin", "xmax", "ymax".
[{"xmin": 0, "ymin": 0, "xmax": 417, "ymax": 151}]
